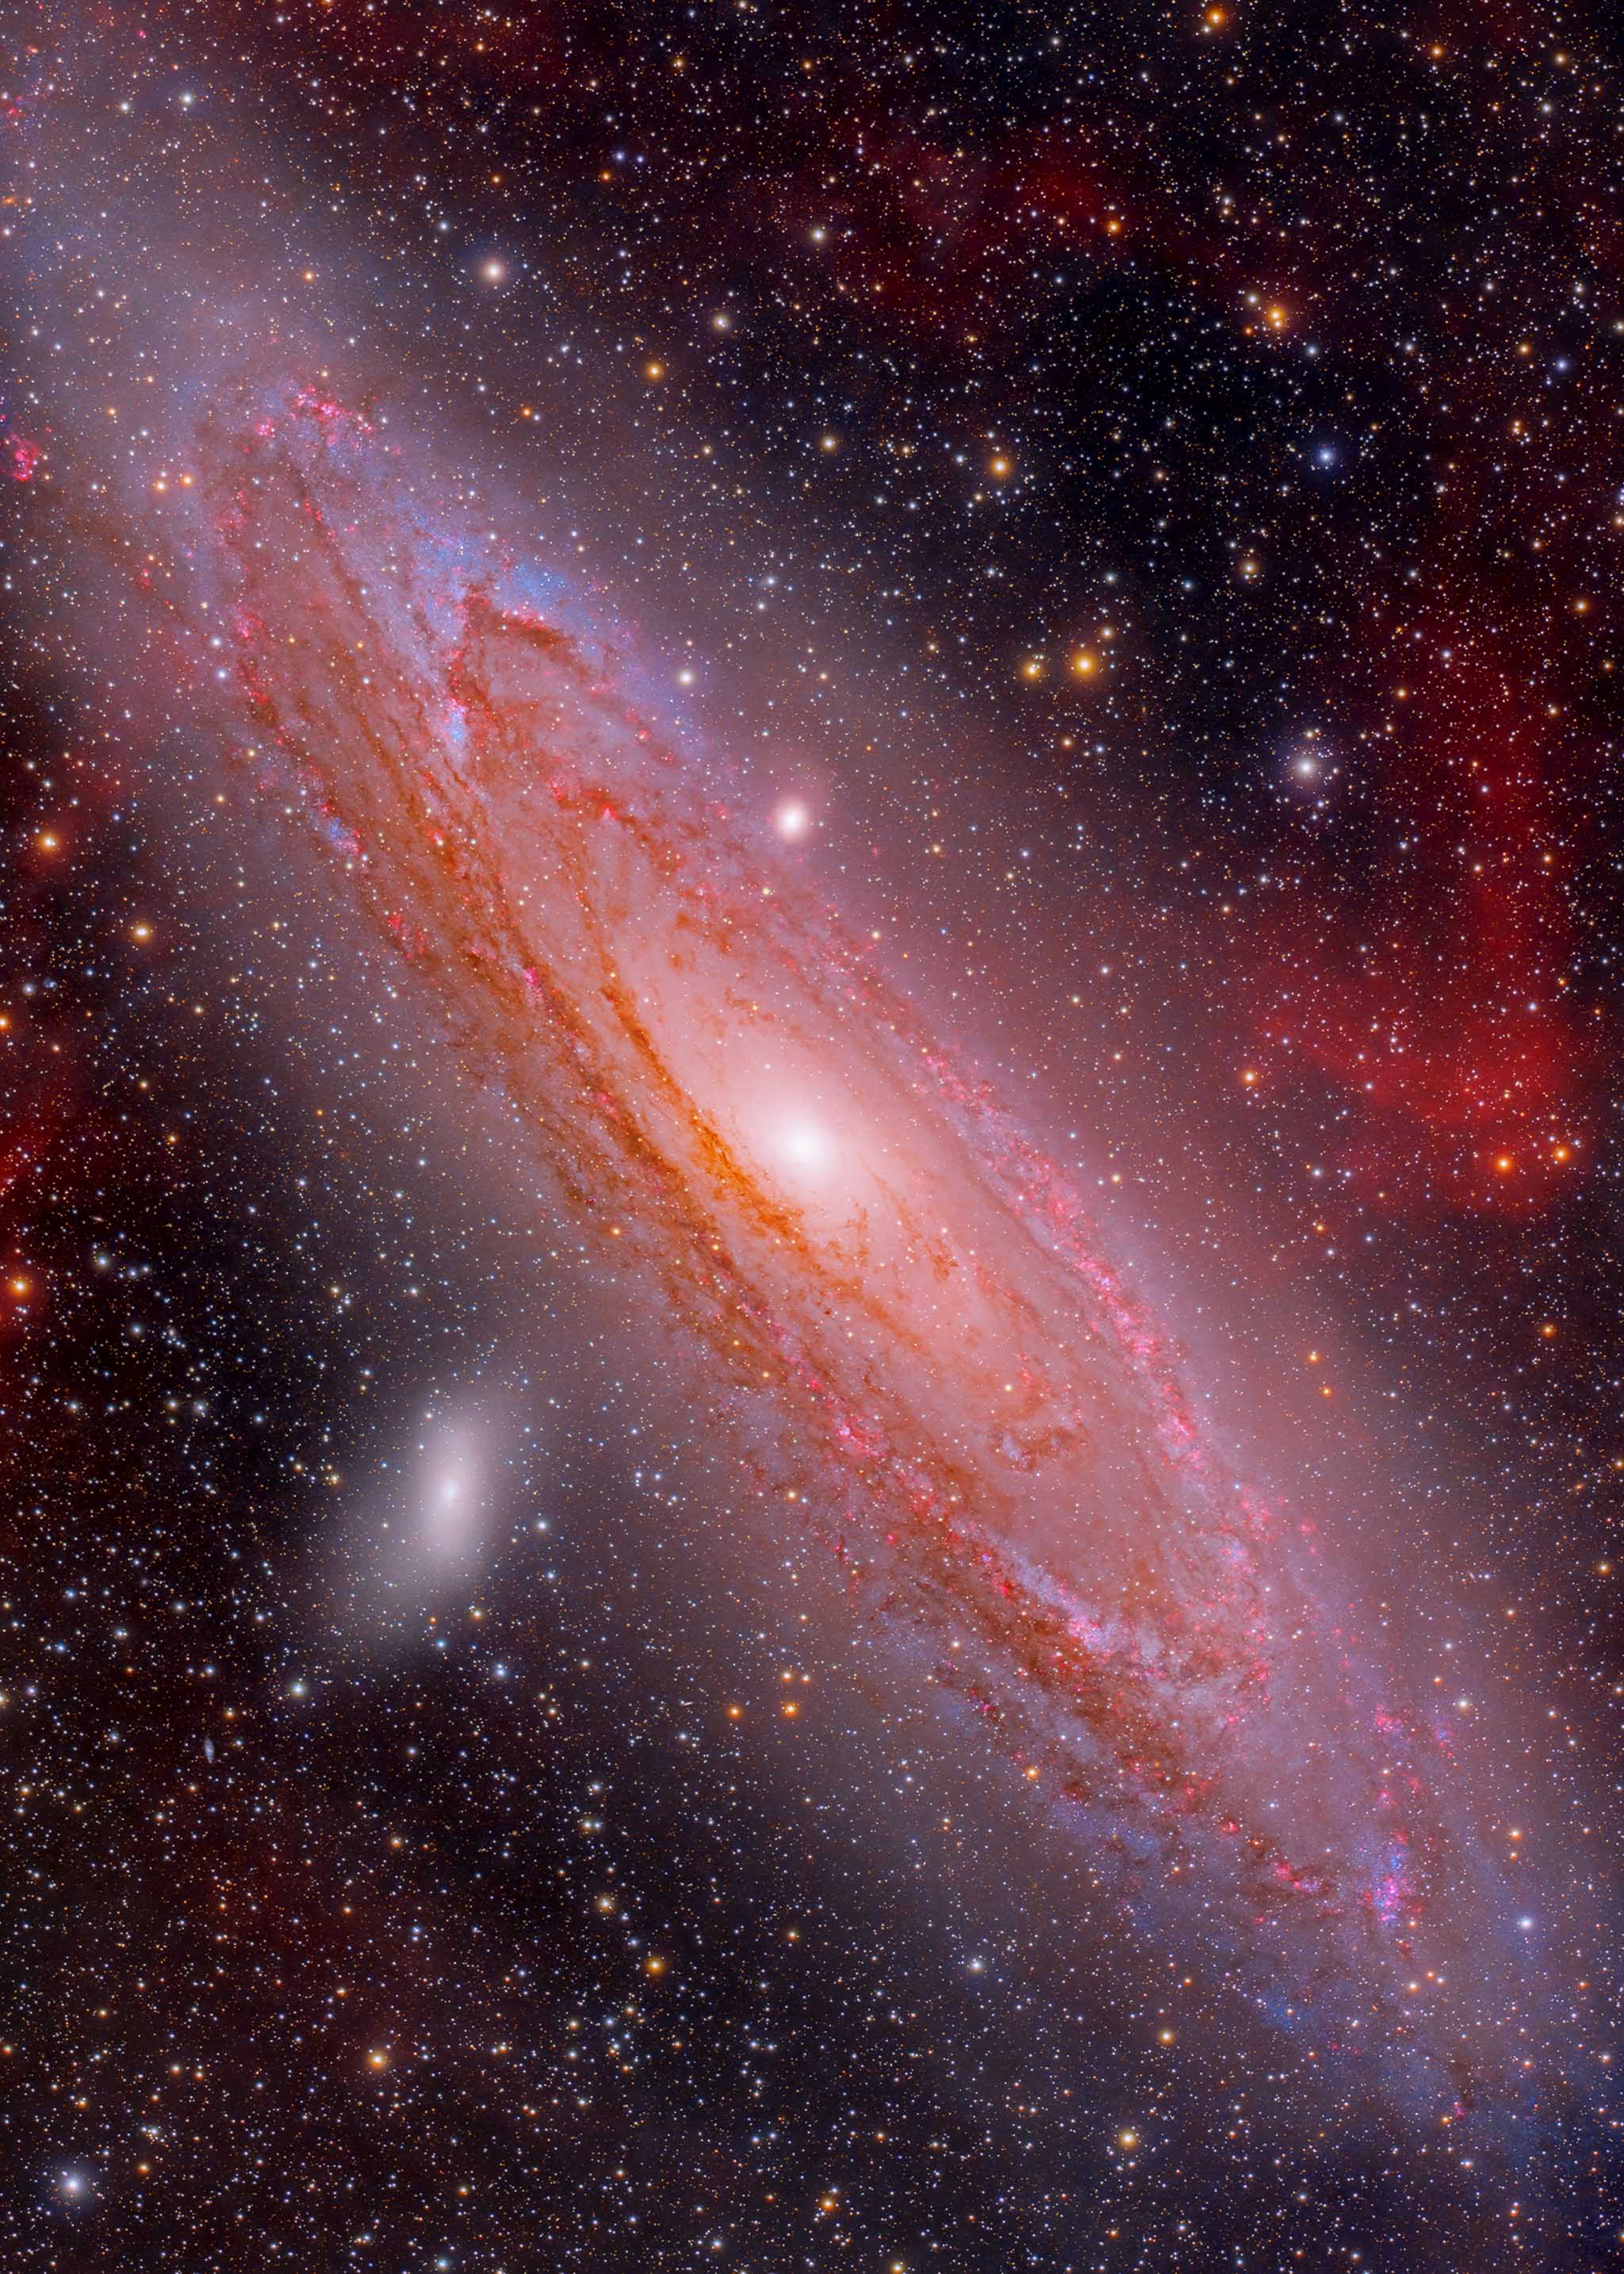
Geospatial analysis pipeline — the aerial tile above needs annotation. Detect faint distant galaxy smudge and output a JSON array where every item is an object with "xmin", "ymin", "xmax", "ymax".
[{"xmin": 28, "ymin": 369, "xmax": 1542, "ymax": 2118}]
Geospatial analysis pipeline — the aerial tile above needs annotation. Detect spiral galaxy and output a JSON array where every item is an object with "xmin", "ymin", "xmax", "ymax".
[{"xmin": 2, "ymin": 10, "xmax": 1617, "ymax": 2267}]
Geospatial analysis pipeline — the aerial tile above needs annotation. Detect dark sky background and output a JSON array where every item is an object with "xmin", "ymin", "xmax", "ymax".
[{"xmin": 2, "ymin": 5, "xmax": 1622, "ymax": 2269}]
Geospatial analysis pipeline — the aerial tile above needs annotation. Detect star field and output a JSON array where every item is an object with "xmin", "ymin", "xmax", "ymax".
[{"xmin": 2, "ymin": 6, "xmax": 1624, "ymax": 2272}]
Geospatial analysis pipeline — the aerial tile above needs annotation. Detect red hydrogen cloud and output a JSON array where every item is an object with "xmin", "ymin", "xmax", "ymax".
[
  {"xmin": 1244, "ymin": 627, "xmax": 1594, "ymax": 1214},
  {"xmin": 0, "ymin": 1063, "xmax": 75, "ymax": 1385}
]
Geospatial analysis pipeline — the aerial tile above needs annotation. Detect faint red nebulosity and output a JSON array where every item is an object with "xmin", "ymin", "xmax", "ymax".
[
  {"xmin": 756, "ymin": 117, "xmax": 1144, "ymax": 345},
  {"xmin": 1242, "ymin": 628, "xmax": 1595, "ymax": 1214},
  {"xmin": 0, "ymin": 1083, "xmax": 72, "ymax": 1356}
]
